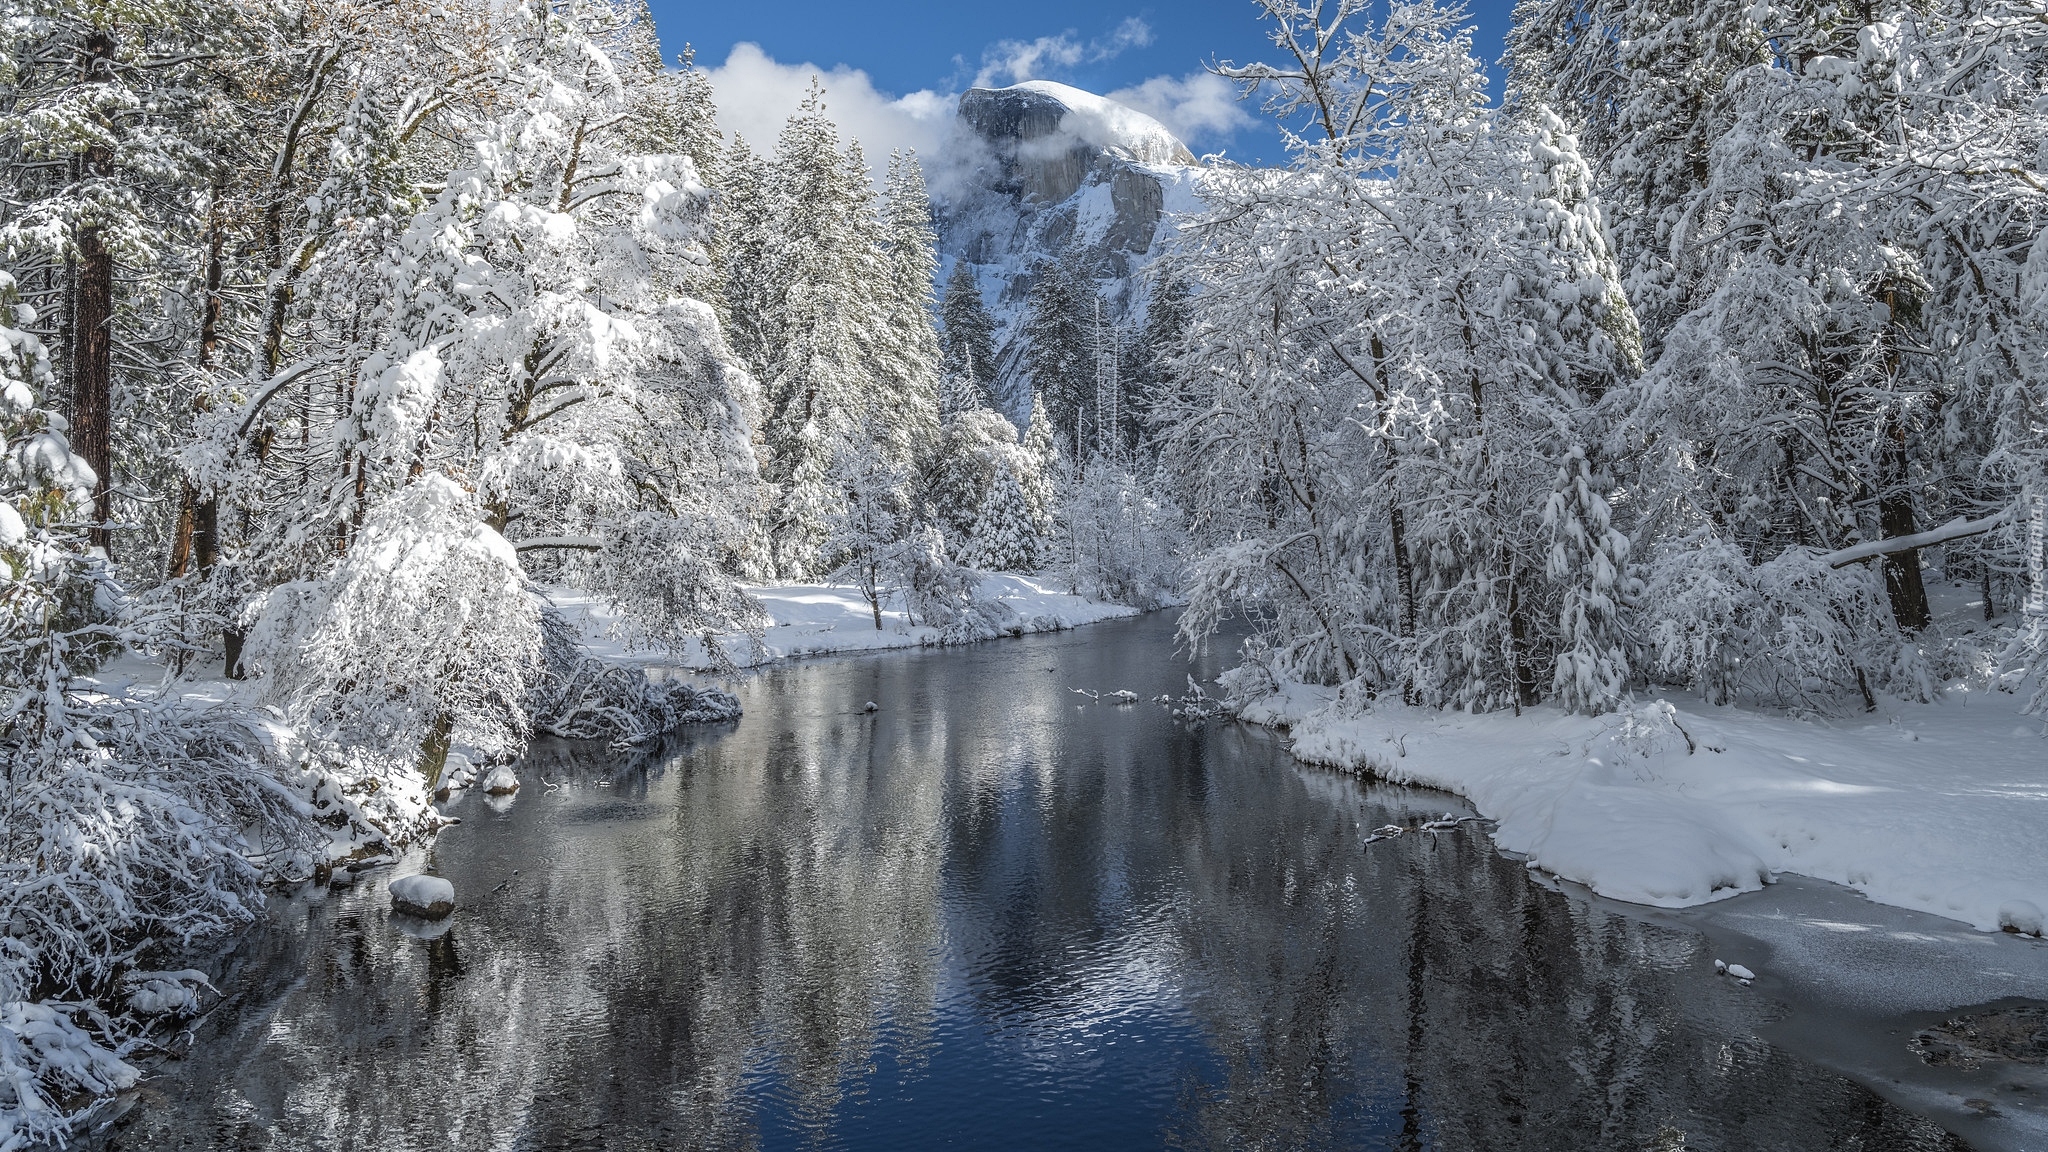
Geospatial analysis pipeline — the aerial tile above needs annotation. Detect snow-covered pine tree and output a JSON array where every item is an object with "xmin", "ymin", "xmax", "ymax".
[
  {"xmin": 927, "ymin": 407, "xmax": 1021, "ymax": 550},
  {"xmin": 1514, "ymin": 107, "xmax": 1642, "ymax": 713},
  {"xmin": 869, "ymin": 151, "xmax": 943, "ymax": 478},
  {"xmin": 959, "ymin": 460, "xmax": 1040, "ymax": 573},
  {"xmin": 1023, "ymin": 253, "xmax": 1098, "ymax": 447},
  {"xmin": 1021, "ymin": 392, "xmax": 1059, "ymax": 537},
  {"xmin": 940, "ymin": 261, "xmax": 999, "ymax": 411},
  {"xmin": 755, "ymin": 84, "xmax": 882, "ymax": 576}
]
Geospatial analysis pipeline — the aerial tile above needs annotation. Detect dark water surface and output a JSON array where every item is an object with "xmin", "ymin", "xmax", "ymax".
[{"xmin": 96, "ymin": 614, "xmax": 1973, "ymax": 1151}]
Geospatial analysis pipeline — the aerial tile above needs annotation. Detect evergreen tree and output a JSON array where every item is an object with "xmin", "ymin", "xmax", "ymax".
[
  {"xmin": 1022, "ymin": 393, "xmax": 1060, "ymax": 536},
  {"xmin": 1023, "ymin": 254, "xmax": 1097, "ymax": 444},
  {"xmin": 755, "ymin": 84, "xmax": 879, "ymax": 576},
  {"xmin": 960, "ymin": 462, "xmax": 1040, "ymax": 573},
  {"xmin": 1124, "ymin": 276, "xmax": 1192, "ymax": 453},
  {"xmin": 869, "ymin": 151, "xmax": 943, "ymax": 476},
  {"xmin": 940, "ymin": 261, "xmax": 999, "ymax": 410}
]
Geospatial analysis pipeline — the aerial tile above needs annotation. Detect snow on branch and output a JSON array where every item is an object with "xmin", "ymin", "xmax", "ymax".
[
  {"xmin": 1823, "ymin": 512, "xmax": 2009, "ymax": 569},
  {"xmin": 513, "ymin": 536, "xmax": 606, "ymax": 552}
]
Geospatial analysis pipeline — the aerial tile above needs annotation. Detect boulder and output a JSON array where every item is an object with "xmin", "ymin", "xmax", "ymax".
[
  {"xmin": 482, "ymin": 765, "xmax": 520, "ymax": 795},
  {"xmin": 390, "ymin": 874, "xmax": 456, "ymax": 919}
]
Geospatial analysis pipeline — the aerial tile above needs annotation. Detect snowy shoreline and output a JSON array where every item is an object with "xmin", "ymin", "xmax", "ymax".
[
  {"xmin": 550, "ymin": 573, "xmax": 1144, "ymax": 673},
  {"xmin": 1235, "ymin": 681, "xmax": 2047, "ymax": 936}
]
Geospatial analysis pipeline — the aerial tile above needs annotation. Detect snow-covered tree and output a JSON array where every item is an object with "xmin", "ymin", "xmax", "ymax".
[
  {"xmin": 824, "ymin": 438, "xmax": 908, "ymax": 628},
  {"xmin": 1023, "ymin": 254, "xmax": 1098, "ymax": 445},
  {"xmin": 941, "ymin": 261, "xmax": 999, "ymax": 411},
  {"xmin": 959, "ymin": 460, "xmax": 1040, "ymax": 573}
]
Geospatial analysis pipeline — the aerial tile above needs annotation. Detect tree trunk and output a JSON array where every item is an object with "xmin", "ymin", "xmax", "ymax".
[
  {"xmin": 171, "ymin": 190, "xmax": 227, "ymax": 581},
  {"xmin": 1390, "ymin": 504, "xmax": 1419, "ymax": 704},
  {"xmin": 72, "ymin": 29, "xmax": 116, "ymax": 553},
  {"xmin": 1877, "ymin": 417, "xmax": 1931, "ymax": 631},
  {"xmin": 419, "ymin": 711, "xmax": 457, "ymax": 788},
  {"xmin": 73, "ymin": 225, "xmax": 114, "ymax": 553},
  {"xmin": 1507, "ymin": 567, "xmax": 1539, "ymax": 712}
]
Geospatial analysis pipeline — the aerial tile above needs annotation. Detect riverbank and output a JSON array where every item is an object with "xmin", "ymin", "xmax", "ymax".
[
  {"xmin": 550, "ymin": 574, "xmax": 1141, "ymax": 671},
  {"xmin": 1234, "ymin": 680, "xmax": 2048, "ymax": 936}
]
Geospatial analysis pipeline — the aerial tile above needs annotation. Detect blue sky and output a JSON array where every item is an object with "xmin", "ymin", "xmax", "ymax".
[{"xmin": 644, "ymin": 0, "xmax": 1516, "ymax": 170}]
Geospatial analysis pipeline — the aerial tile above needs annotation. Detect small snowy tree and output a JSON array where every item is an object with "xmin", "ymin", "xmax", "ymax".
[
  {"xmin": 1544, "ymin": 446, "xmax": 1632, "ymax": 711},
  {"xmin": 959, "ymin": 463, "xmax": 1041, "ymax": 574},
  {"xmin": 824, "ymin": 439, "xmax": 908, "ymax": 628}
]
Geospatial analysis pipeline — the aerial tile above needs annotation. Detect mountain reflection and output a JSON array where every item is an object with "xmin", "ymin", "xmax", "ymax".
[{"xmin": 97, "ymin": 617, "xmax": 1968, "ymax": 1152}]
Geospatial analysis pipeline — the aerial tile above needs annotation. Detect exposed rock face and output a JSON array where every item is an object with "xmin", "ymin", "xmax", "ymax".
[{"xmin": 937, "ymin": 82, "xmax": 1205, "ymax": 423}]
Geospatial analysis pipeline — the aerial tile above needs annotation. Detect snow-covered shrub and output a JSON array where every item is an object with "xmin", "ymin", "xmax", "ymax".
[
  {"xmin": 249, "ymin": 475, "xmax": 542, "ymax": 785},
  {"xmin": 526, "ymin": 609, "xmax": 740, "ymax": 744},
  {"xmin": 824, "ymin": 438, "xmax": 910, "ymax": 628},
  {"xmin": 1639, "ymin": 530, "xmax": 1912, "ymax": 709},
  {"xmin": 893, "ymin": 525, "xmax": 1016, "ymax": 641},
  {"xmin": 1, "ymin": 273, "xmax": 312, "ymax": 1145},
  {"xmin": 1054, "ymin": 460, "xmax": 1187, "ymax": 609}
]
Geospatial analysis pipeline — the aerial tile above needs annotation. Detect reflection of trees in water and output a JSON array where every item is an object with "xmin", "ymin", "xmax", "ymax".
[
  {"xmin": 100, "ymin": 622, "xmax": 1973, "ymax": 1152},
  {"xmin": 1160, "ymin": 757, "xmax": 1970, "ymax": 1152},
  {"xmin": 98, "ymin": 700, "xmax": 954, "ymax": 1151}
]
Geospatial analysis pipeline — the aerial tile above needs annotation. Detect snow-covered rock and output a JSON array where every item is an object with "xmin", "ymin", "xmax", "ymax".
[
  {"xmin": 434, "ymin": 751, "xmax": 480, "ymax": 801},
  {"xmin": 938, "ymin": 82, "xmax": 1207, "ymax": 422},
  {"xmin": 481, "ymin": 765, "xmax": 519, "ymax": 795},
  {"xmin": 390, "ymin": 874, "xmax": 456, "ymax": 919},
  {"xmin": 2000, "ymin": 899, "xmax": 2044, "ymax": 936}
]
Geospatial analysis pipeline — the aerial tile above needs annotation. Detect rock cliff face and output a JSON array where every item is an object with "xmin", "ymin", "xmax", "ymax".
[{"xmin": 936, "ymin": 82, "xmax": 1205, "ymax": 423}]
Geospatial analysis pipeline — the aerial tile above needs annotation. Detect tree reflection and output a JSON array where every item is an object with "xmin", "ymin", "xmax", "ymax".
[{"xmin": 97, "ymin": 621, "xmax": 1973, "ymax": 1152}]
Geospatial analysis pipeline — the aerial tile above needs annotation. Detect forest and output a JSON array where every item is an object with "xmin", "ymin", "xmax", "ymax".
[{"xmin": 0, "ymin": 0, "xmax": 2043, "ymax": 1142}]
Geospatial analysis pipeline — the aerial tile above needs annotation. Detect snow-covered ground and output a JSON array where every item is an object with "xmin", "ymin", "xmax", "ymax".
[
  {"xmin": 551, "ymin": 573, "xmax": 1139, "ymax": 671},
  {"xmin": 1238, "ymin": 680, "xmax": 2046, "ymax": 935}
]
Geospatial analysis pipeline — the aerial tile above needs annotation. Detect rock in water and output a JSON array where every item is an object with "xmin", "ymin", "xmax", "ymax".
[
  {"xmin": 482, "ymin": 765, "xmax": 519, "ymax": 795},
  {"xmin": 863, "ymin": 701, "xmax": 879, "ymax": 713},
  {"xmin": 390, "ymin": 874, "xmax": 456, "ymax": 919}
]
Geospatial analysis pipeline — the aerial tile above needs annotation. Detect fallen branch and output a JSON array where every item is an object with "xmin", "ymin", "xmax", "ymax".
[
  {"xmin": 1823, "ymin": 511, "xmax": 2008, "ymax": 569},
  {"xmin": 512, "ymin": 536, "xmax": 605, "ymax": 553}
]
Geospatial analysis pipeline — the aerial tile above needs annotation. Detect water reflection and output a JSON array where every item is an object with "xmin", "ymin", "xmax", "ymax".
[{"xmin": 96, "ymin": 616, "xmax": 1968, "ymax": 1151}]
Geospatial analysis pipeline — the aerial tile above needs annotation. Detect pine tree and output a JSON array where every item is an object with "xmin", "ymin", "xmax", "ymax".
[
  {"xmin": 1023, "ymin": 254, "xmax": 1097, "ymax": 444},
  {"xmin": 1022, "ymin": 393, "xmax": 1060, "ymax": 536},
  {"xmin": 755, "ymin": 84, "xmax": 879, "ymax": 575},
  {"xmin": 868, "ymin": 151, "xmax": 943, "ymax": 476},
  {"xmin": 960, "ymin": 462, "xmax": 1040, "ymax": 573},
  {"xmin": 941, "ymin": 261, "xmax": 999, "ymax": 410}
]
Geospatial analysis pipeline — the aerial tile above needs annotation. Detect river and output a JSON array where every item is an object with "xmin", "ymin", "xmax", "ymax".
[{"xmin": 91, "ymin": 613, "xmax": 1999, "ymax": 1151}]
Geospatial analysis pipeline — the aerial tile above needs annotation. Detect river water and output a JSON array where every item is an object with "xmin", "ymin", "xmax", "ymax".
[{"xmin": 94, "ymin": 613, "xmax": 1981, "ymax": 1151}]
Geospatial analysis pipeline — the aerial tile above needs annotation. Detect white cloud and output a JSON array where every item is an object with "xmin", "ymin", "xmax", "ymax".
[
  {"xmin": 704, "ymin": 43, "xmax": 954, "ymax": 181},
  {"xmin": 1107, "ymin": 71, "xmax": 1258, "ymax": 152},
  {"xmin": 970, "ymin": 17, "xmax": 1154, "ymax": 89}
]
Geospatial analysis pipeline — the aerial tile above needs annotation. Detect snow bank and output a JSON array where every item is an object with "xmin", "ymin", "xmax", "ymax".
[
  {"xmin": 1239, "ymin": 683, "xmax": 2048, "ymax": 932},
  {"xmin": 551, "ymin": 573, "xmax": 1138, "ymax": 672}
]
